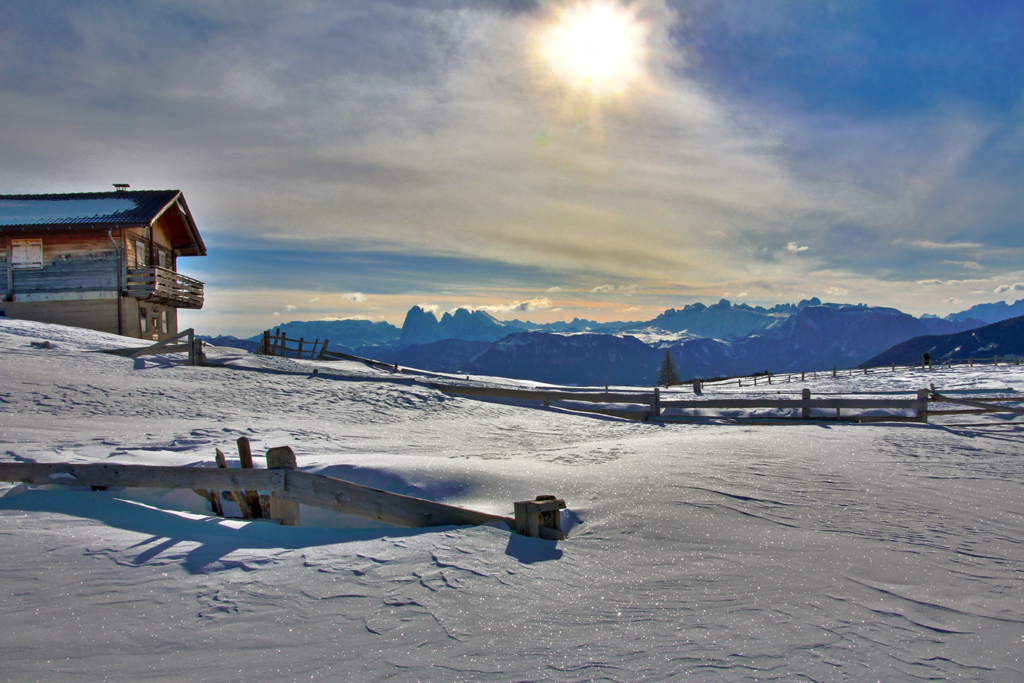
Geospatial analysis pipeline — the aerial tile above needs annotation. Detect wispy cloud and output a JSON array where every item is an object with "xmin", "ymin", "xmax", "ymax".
[
  {"xmin": 994, "ymin": 283, "xmax": 1024, "ymax": 294},
  {"xmin": 786, "ymin": 242, "xmax": 809, "ymax": 253},
  {"xmin": 475, "ymin": 297, "xmax": 553, "ymax": 313}
]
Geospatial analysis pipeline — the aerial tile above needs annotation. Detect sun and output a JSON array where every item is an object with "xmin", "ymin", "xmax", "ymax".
[{"xmin": 532, "ymin": 0, "xmax": 650, "ymax": 100}]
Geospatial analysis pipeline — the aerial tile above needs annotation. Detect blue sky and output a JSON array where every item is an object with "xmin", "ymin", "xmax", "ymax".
[{"xmin": 2, "ymin": 0, "xmax": 1022, "ymax": 335}]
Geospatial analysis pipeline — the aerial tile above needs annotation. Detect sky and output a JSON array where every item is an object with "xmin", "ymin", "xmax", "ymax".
[{"xmin": 2, "ymin": 0, "xmax": 1023, "ymax": 336}]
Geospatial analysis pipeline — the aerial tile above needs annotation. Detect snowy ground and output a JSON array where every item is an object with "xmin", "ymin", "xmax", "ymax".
[{"xmin": 1, "ymin": 318, "xmax": 1022, "ymax": 682}]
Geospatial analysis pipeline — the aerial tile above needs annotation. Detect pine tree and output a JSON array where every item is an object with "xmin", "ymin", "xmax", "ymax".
[{"xmin": 656, "ymin": 349, "xmax": 681, "ymax": 387}]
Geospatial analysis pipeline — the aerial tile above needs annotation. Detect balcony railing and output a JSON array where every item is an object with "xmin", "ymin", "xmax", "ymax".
[{"xmin": 126, "ymin": 266, "xmax": 204, "ymax": 309}]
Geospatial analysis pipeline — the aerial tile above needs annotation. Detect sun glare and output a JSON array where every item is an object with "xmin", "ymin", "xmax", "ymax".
[{"xmin": 533, "ymin": 1, "xmax": 650, "ymax": 100}]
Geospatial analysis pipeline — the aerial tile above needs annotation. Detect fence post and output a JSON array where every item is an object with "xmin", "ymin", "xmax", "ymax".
[
  {"xmin": 318, "ymin": 339, "xmax": 330, "ymax": 360},
  {"xmin": 994, "ymin": 355, "xmax": 998, "ymax": 366},
  {"xmin": 261, "ymin": 330, "xmax": 270, "ymax": 355},
  {"xmin": 267, "ymin": 446, "xmax": 299, "ymax": 526},
  {"xmin": 237, "ymin": 437, "xmax": 264, "ymax": 519},
  {"xmin": 651, "ymin": 388, "xmax": 661, "ymax": 418},
  {"xmin": 801, "ymin": 388, "xmax": 811, "ymax": 420},
  {"xmin": 916, "ymin": 389, "xmax": 929, "ymax": 424},
  {"xmin": 801, "ymin": 371, "xmax": 805, "ymax": 381}
]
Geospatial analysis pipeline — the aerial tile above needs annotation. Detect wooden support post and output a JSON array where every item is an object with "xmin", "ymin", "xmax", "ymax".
[
  {"xmin": 833, "ymin": 365, "xmax": 837, "ymax": 378},
  {"xmin": 513, "ymin": 495, "xmax": 566, "ymax": 540},
  {"xmin": 193, "ymin": 487, "xmax": 224, "ymax": 517},
  {"xmin": 266, "ymin": 446, "xmax": 300, "ymax": 526},
  {"xmin": 651, "ymin": 387, "xmax": 661, "ymax": 418},
  {"xmin": 216, "ymin": 448, "xmax": 252, "ymax": 519},
  {"xmin": 916, "ymin": 388, "xmax": 929, "ymax": 423},
  {"xmin": 801, "ymin": 371, "xmax": 805, "ymax": 381},
  {"xmin": 801, "ymin": 388, "xmax": 811, "ymax": 420},
  {"xmin": 236, "ymin": 437, "xmax": 263, "ymax": 519},
  {"xmin": 318, "ymin": 339, "xmax": 330, "ymax": 360},
  {"xmin": 261, "ymin": 330, "xmax": 270, "ymax": 355}
]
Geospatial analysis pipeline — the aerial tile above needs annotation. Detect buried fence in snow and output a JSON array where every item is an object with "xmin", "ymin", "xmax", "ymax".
[
  {"xmin": 103, "ymin": 328, "xmax": 204, "ymax": 366},
  {"xmin": 0, "ymin": 437, "xmax": 565, "ymax": 540},
  {"xmin": 431, "ymin": 384, "xmax": 1023, "ymax": 424}
]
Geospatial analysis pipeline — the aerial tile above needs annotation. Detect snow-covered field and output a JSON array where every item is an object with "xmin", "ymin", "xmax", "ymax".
[{"xmin": 2, "ymin": 318, "xmax": 1022, "ymax": 682}]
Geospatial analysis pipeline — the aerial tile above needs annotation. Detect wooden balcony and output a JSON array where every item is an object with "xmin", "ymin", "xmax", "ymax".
[{"xmin": 126, "ymin": 266, "xmax": 204, "ymax": 309}]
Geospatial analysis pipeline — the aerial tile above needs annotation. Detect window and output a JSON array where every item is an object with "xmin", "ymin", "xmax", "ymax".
[
  {"xmin": 140, "ymin": 308, "xmax": 148, "ymax": 334},
  {"xmin": 11, "ymin": 239, "xmax": 43, "ymax": 270},
  {"xmin": 160, "ymin": 310, "xmax": 168, "ymax": 334},
  {"xmin": 133, "ymin": 239, "xmax": 148, "ymax": 267}
]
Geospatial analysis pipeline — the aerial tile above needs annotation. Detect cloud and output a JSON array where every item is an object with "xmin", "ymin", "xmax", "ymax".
[
  {"xmin": 285, "ymin": 304, "xmax": 297, "ymax": 311},
  {"xmin": 308, "ymin": 296, "xmax": 321, "ymax": 303},
  {"xmin": 341, "ymin": 292, "xmax": 367, "ymax": 302},
  {"xmin": 994, "ymin": 283, "xmax": 1024, "ymax": 294},
  {"xmin": 825, "ymin": 287, "xmax": 848, "ymax": 297},
  {"xmin": 941, "ymin": 260, "xmax": 983, "ymax": 270},
  {"xmin": 547, "ymin": 286, "xmax": 562, "ymax": 292},
  {"xmin": 590, "ymin": 284, "xmax": 639, "ymax": 294},
  {"xmin": 475, "ymin": 297, "xmax": 553, "ymax": 313},
  {"xmin": 942, "ymin": 298, "xmax": 959, "ymax": 305},
  {"xmin": 918, "ymin": 279, "xmax": 971, "ymax": 286},
  {"xmin": 896, "ymin": 239, "xmax": 985, "ymax": 250},
  {"xmin": 786, "ymin": 242, "xmax": 809, "ymax": 253}
]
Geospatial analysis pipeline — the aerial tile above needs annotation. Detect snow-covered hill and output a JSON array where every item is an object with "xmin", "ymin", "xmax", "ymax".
[{"xmin": 2, "ymin": 318, "xmax": 1023, "ymax": 681}]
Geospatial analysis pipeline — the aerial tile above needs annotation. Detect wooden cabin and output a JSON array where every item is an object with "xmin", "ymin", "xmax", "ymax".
[{"xmin": 0, "ymin": 188, "xmax": 207, "ymax": 340}]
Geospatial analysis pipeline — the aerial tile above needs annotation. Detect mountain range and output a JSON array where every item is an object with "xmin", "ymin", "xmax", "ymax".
[{"xmin": 198, "ymin": 298, "xmax": 1024, "ymax": 385}]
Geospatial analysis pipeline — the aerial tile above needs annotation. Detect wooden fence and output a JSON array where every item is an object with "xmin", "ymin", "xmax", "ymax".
[
  {"xmin": 104, "ymin": 328, "xmax": 203, "ymax": 366},
  {"xmin": 703, "ymin": 354, "xmax": 1022, "ymax": 389},
  {"xmin": 0, "ymin": 438, "xmax": 566, "ymax": 539},
  {"xmin": 431, "ymin": 383, "xmax": 1024, "ymax": 424}
]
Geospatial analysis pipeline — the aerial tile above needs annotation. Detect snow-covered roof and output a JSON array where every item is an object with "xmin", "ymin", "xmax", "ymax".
[{"xmin": 0, "ymin": 190, "xmax": 207, "ymax": 256}]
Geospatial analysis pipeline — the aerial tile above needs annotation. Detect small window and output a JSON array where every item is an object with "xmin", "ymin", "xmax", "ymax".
[
  {"xmin": 134, "ymin": 240, "xmax": 148, "ymax": 267},
  {"xmin": 140, "ymin": 308, "xmax": 148, "ymax": 334},
  {"xmin": 160, "ymin": 310, "xmax": 168, "ymax": 334},
  {"xmin": 12, "ymin": 239, "xmax": 43, "ymax": 270}
]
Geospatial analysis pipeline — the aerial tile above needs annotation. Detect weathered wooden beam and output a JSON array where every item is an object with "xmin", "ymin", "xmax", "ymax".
[
  {"xmin": 0, "ymin": 461, "xmax": 283, "ymax": 490},
  {"xmin": 266, "ymin": 446, "xmax": 299, "ymax": 527},
  {"xmin": 514, "ymin": 495, "xmax": 566, "ymax": 540},
  {"xmin": 275, "ymin": 470, "xmax": 513, "ymax": 529},
  {"xmin": 236, "ymin": 437, "xmax": 263, "ymax": 519},
  {"xmin": 128, "ymin": 328, "xmax": 194, "ymax": 359},
  {"xmin": 931, "ymin": 393, "xmax": 1024, "ymax": 415},
  {"xmin": 216, "ymin": 448, "xmax": 254, "ymax": 519}
]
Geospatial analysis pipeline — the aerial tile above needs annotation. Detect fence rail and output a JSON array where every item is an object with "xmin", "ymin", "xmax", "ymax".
[
  {"xmin": 0, "ymin": 458, "xmax": 518, "ymax": 531},
  {"xmin": 430, "ymin": 384, "xmax": 957, "ymax": 423}
]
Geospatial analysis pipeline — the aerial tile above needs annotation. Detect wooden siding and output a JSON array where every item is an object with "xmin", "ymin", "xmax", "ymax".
[
  {"xmin": 9, "ymin": 231, "xmax": 118, "ymax": 296},
  {"xmin": 2, "ymin": 298, "xmax": 120, "ymax": 335}
]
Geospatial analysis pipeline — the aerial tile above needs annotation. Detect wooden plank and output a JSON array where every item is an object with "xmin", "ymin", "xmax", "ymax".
[
  {"xmin": 277, "ymin": 470, "xmax": 513, "ymax": 528},
  {"xmin": 433, "ymin": 384, "xmax": 650, "ymax": 404},
  {"xmin": 216, "ymin": 448, "xmax": 253, "ymax": 519},
  {"xmin": 0, "ymin": 461, "xmax": 283, "ymax": 490},
  {"xmin": 236, "ymin": 437, "xmax": 263, "ymax": 518},
  {"xmin": 931, "ymin": 393, "xmax": 1024, "ymax": 415},
  {"xmin": 658, "ymin": 398, "xmax": 920, "ymax": 410},
  {"xmin": 128, "ymin": 327, "xmax": 193, "ymax": 359},
  {"xmin": 266, "ymin": 446, "xmax": 299, "ymax": 526}
]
